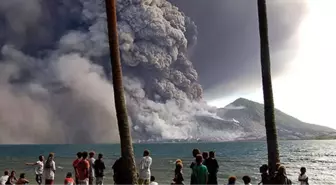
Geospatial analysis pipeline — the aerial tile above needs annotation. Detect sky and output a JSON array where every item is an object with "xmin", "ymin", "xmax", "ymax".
[{"xmin": 210, "ymin": 0, "xmax": 336, "ymax": 128}]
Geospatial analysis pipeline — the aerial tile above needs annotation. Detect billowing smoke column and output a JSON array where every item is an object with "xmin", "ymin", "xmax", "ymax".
[{"xmin": 0, "ymin": 0, "xmax": 242, "ymax": 144}]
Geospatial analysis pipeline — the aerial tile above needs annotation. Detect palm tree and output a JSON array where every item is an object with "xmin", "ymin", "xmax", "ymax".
[
  {"xmin": 105, "ymin": 0, "xmax": 138, "ymax": 184},
  {"xmin": 257, "ymin": 0, "xmax": 280, "ymax": 175}
]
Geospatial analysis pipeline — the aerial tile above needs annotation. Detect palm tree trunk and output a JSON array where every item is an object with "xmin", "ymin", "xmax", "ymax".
[
  {"xmin": 105, "ymin": 0, "xmax": 138, "ymax": 184},
  {"xmin": 257, "ymin": 0, "xmax": 280, "ymax": 175}
]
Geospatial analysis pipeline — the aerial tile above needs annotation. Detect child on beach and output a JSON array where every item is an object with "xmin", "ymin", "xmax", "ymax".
[
  {"xmin": 172, "ymin": 163, "xmax": 184, "ymax": 185},
  {"xmin": 150, "ymin": 176, "xmax": 158, "ymax": 185},
  {"xmin": 64, "ymin": 172, "xmax": 75, "ymax": 185},
  {"xmin": 298, "ymin": 167, "xmax": 308, "ymax": 185},
  {"xmin": 242, "ymin": 176, "xmax": 252, "ymax": 185},
  {"xmin": 16, "ymin": 173, "xmax": 29, "ymax": 185},
  {"xmin": 227, "ymin": 176, "xmax": 236, "ymax": 185}
]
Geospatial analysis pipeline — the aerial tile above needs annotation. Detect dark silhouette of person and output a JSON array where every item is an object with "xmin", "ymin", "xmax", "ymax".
[
  {"xmin": 204, "ymin": 151, "xmax": 219, "ymax": 185},
  {"xmin": 273, "ymin": 166, "xmax": 292, "ymax": 185},
  {"xmin": 202, "ymin": 152, "xmax": 209, "ymax": 162},
  {"xmin": 112, "ymin": 157, "xmax": 123, "ymax": 185},
  {"xmin": 258, "ymin": 164, "xmax": 271, "ymax": 185},
  {"xmin": 242, "ymin": 176, "xmax": 251, "ymax": 185},
  {"xmin": 94, "ymin": 154, "xmax": 106, "ymax": 185}
]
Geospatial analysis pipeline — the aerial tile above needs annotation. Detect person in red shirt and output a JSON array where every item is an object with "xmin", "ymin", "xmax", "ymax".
[
  {"xmin": 64, "ymin": 172, "xmax": 75, "ymax": 185},
  {"xmin": 77, "ymin": 151, "xmax": 90, "ymax": 185},
  {"xmin": 73, "ymin": 152, "xmax": 82, "ymax": 185}
]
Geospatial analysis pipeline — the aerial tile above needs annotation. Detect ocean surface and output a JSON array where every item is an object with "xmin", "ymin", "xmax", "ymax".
[{"xmin": 0, "ymin": 140, "xmax": 335, "ymax": 185}]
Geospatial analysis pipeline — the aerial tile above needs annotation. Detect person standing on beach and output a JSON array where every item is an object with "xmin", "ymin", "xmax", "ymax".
[
  {"xmin": 190, "ymin": 149, "xmax": 200, "ymax": 184},
  {"xmin": 26, "ymin": 155, "xmax": 44, "ymax": 185},
  {"xmin": 258, "ymin": 164, "xmax": 270, "ymax": 185},
  {"xmin": 73, "ymin": 152, "xmax": 82, "ymax": 185},
  {"xmin": 204, "ymin": 151, "xmax": 219, "ymax": 185},
  {"xmin": 273, "ymin": 166, "xmax": 292, "ymax": 185},
  {"xmin": 77, "ymin": 151, "xmax": 90, "ymax": 185},
  {"xmin": 192, "ymin": 154, "xmax": 208, "ymax": 185},
  {"xmin": 44, "ymin": 153, "xmax": 56, "ymax": 185},
  {"xmin": 94, "ymin": 153, "xmax": 105, "ymax": 185},
  {"xmin": 112, "ymin": 157, "xmax": 123, "ymax": 184},
  {"xmin": 138, "ymin": 150, "xmax": 152, "ymax": 185},
  {"xmin": 298, "ymin": 167, "xmax": 308, "ymax": 185},
  {"xmin": 173, "ymin": 163, "xmax": 184, "ymax": 185},
  {"xmin": 88, "ymin": 152, "xmax": 96, "ymax": 185},
  {"xmin": 0, "ymin": 171, "xmax": 9, "ymax": 185}
]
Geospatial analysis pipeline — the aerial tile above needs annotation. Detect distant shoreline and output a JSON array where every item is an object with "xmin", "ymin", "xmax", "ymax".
[{"xmin": 1, "ymin": 138, "xmax": 336, "ymax": 145}]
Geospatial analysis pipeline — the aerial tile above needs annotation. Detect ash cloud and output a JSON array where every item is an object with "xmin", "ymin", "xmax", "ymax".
[
  {"xmin": 0, "ymin": 0, "xmax": 306, "ymax": 144},
  {"xmin": 0, "ymin": 0, "xmax": 239, "ymax": 144},
  {"xmin": 168, "ymin": 0, "xmax": 308, "ymax": 100}
]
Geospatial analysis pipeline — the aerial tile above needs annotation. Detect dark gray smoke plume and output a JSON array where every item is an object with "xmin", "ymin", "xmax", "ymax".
[
  {"xmin": 0, "ymin": 0, "xmax": 237, "ymax": 144},
  {"xmin": 0, "ymin": 0, "xmax": 306, "ymax": 144}
]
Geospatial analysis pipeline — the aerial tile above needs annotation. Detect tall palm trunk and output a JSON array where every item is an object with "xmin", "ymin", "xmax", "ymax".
[
  {"xmin": 257, "ymin": 0, "xmax": 280, "ymax": 175},
  {"xmin": 105, "ymin": 0, "xmax": 137, "ymax": 184}
]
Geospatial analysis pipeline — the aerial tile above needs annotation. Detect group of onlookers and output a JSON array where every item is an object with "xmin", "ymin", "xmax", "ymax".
[
  {"xmin": 112, "ymin": 150, "xmax": 155, "ymax": 185},
  {"xmin": 171, "ymin": 148, "xmax": 308, "ymax": 185},
  {"xmin": 0, "ymin": 149, "xmax": 310, "ymax": 185},
  {"xmin": 0, "ymin": 153, "xmax": 55, "ymax": 185},
  {"xmin": 0, "ymin": 151, "xmax": 105, "ymax": 185},
  {"xmin": 0, "ymin": 171, "xmax": 29, "ymax": 185},
  {"xmin": 72, "ymin": 151, "xmax": 106, "ymax": 185},
  {"xmin": 258, "ymin": 164, "xmax": 309, "ymax": 185}
]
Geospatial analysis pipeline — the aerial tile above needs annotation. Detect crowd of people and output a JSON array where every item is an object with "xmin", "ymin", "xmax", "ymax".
[
  {"xmin": 106, "ymin": 148, "xmax": 308, "ymax": 185},
  {"xmin": 0, "ymin": 148, "xmax": 309, "ymax": 185},
  {"xmin": 0, "ymin": 152, "xmax": 105, "ymax": 185}
]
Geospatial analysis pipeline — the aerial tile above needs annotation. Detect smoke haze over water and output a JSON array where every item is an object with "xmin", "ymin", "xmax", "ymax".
[{"xmin": 0, "ymin": 0, "xmax": 306, "ymax": 144}]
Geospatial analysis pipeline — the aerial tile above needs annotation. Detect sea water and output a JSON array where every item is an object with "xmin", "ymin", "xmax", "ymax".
[{"xmin": 0, "ymin": 140, "xmax": 335, "ymax": 185}]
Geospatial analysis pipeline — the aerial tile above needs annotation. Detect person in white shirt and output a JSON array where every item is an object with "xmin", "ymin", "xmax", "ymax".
[
  {"xmin": 298, "ymin": 167, "xmax": 308, "ymax": 185},
  {"xmin": 26, "ymin": 155, "xmax": 44, "ymax": 185},
  {"xmin": 0, "ymin": 171, "xmax": 9, "ymax": 185},
  {"xmin": 88, "ymin": 151, "xmax": 96, "ymax": 185},
  {"xmin": 150, "ymin": 176, "xmax": 158, "ymax": 185},
  {"xmin": 44, "ymin": 153, "xmax": 56, "ymax": 185},
  {"xmin": 242, "ymin": 175, "xmax": 252, "ymax": 185},
  {"xmin": 138, "ymin": 150, "xmax": 152, "ymax": 185}
]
